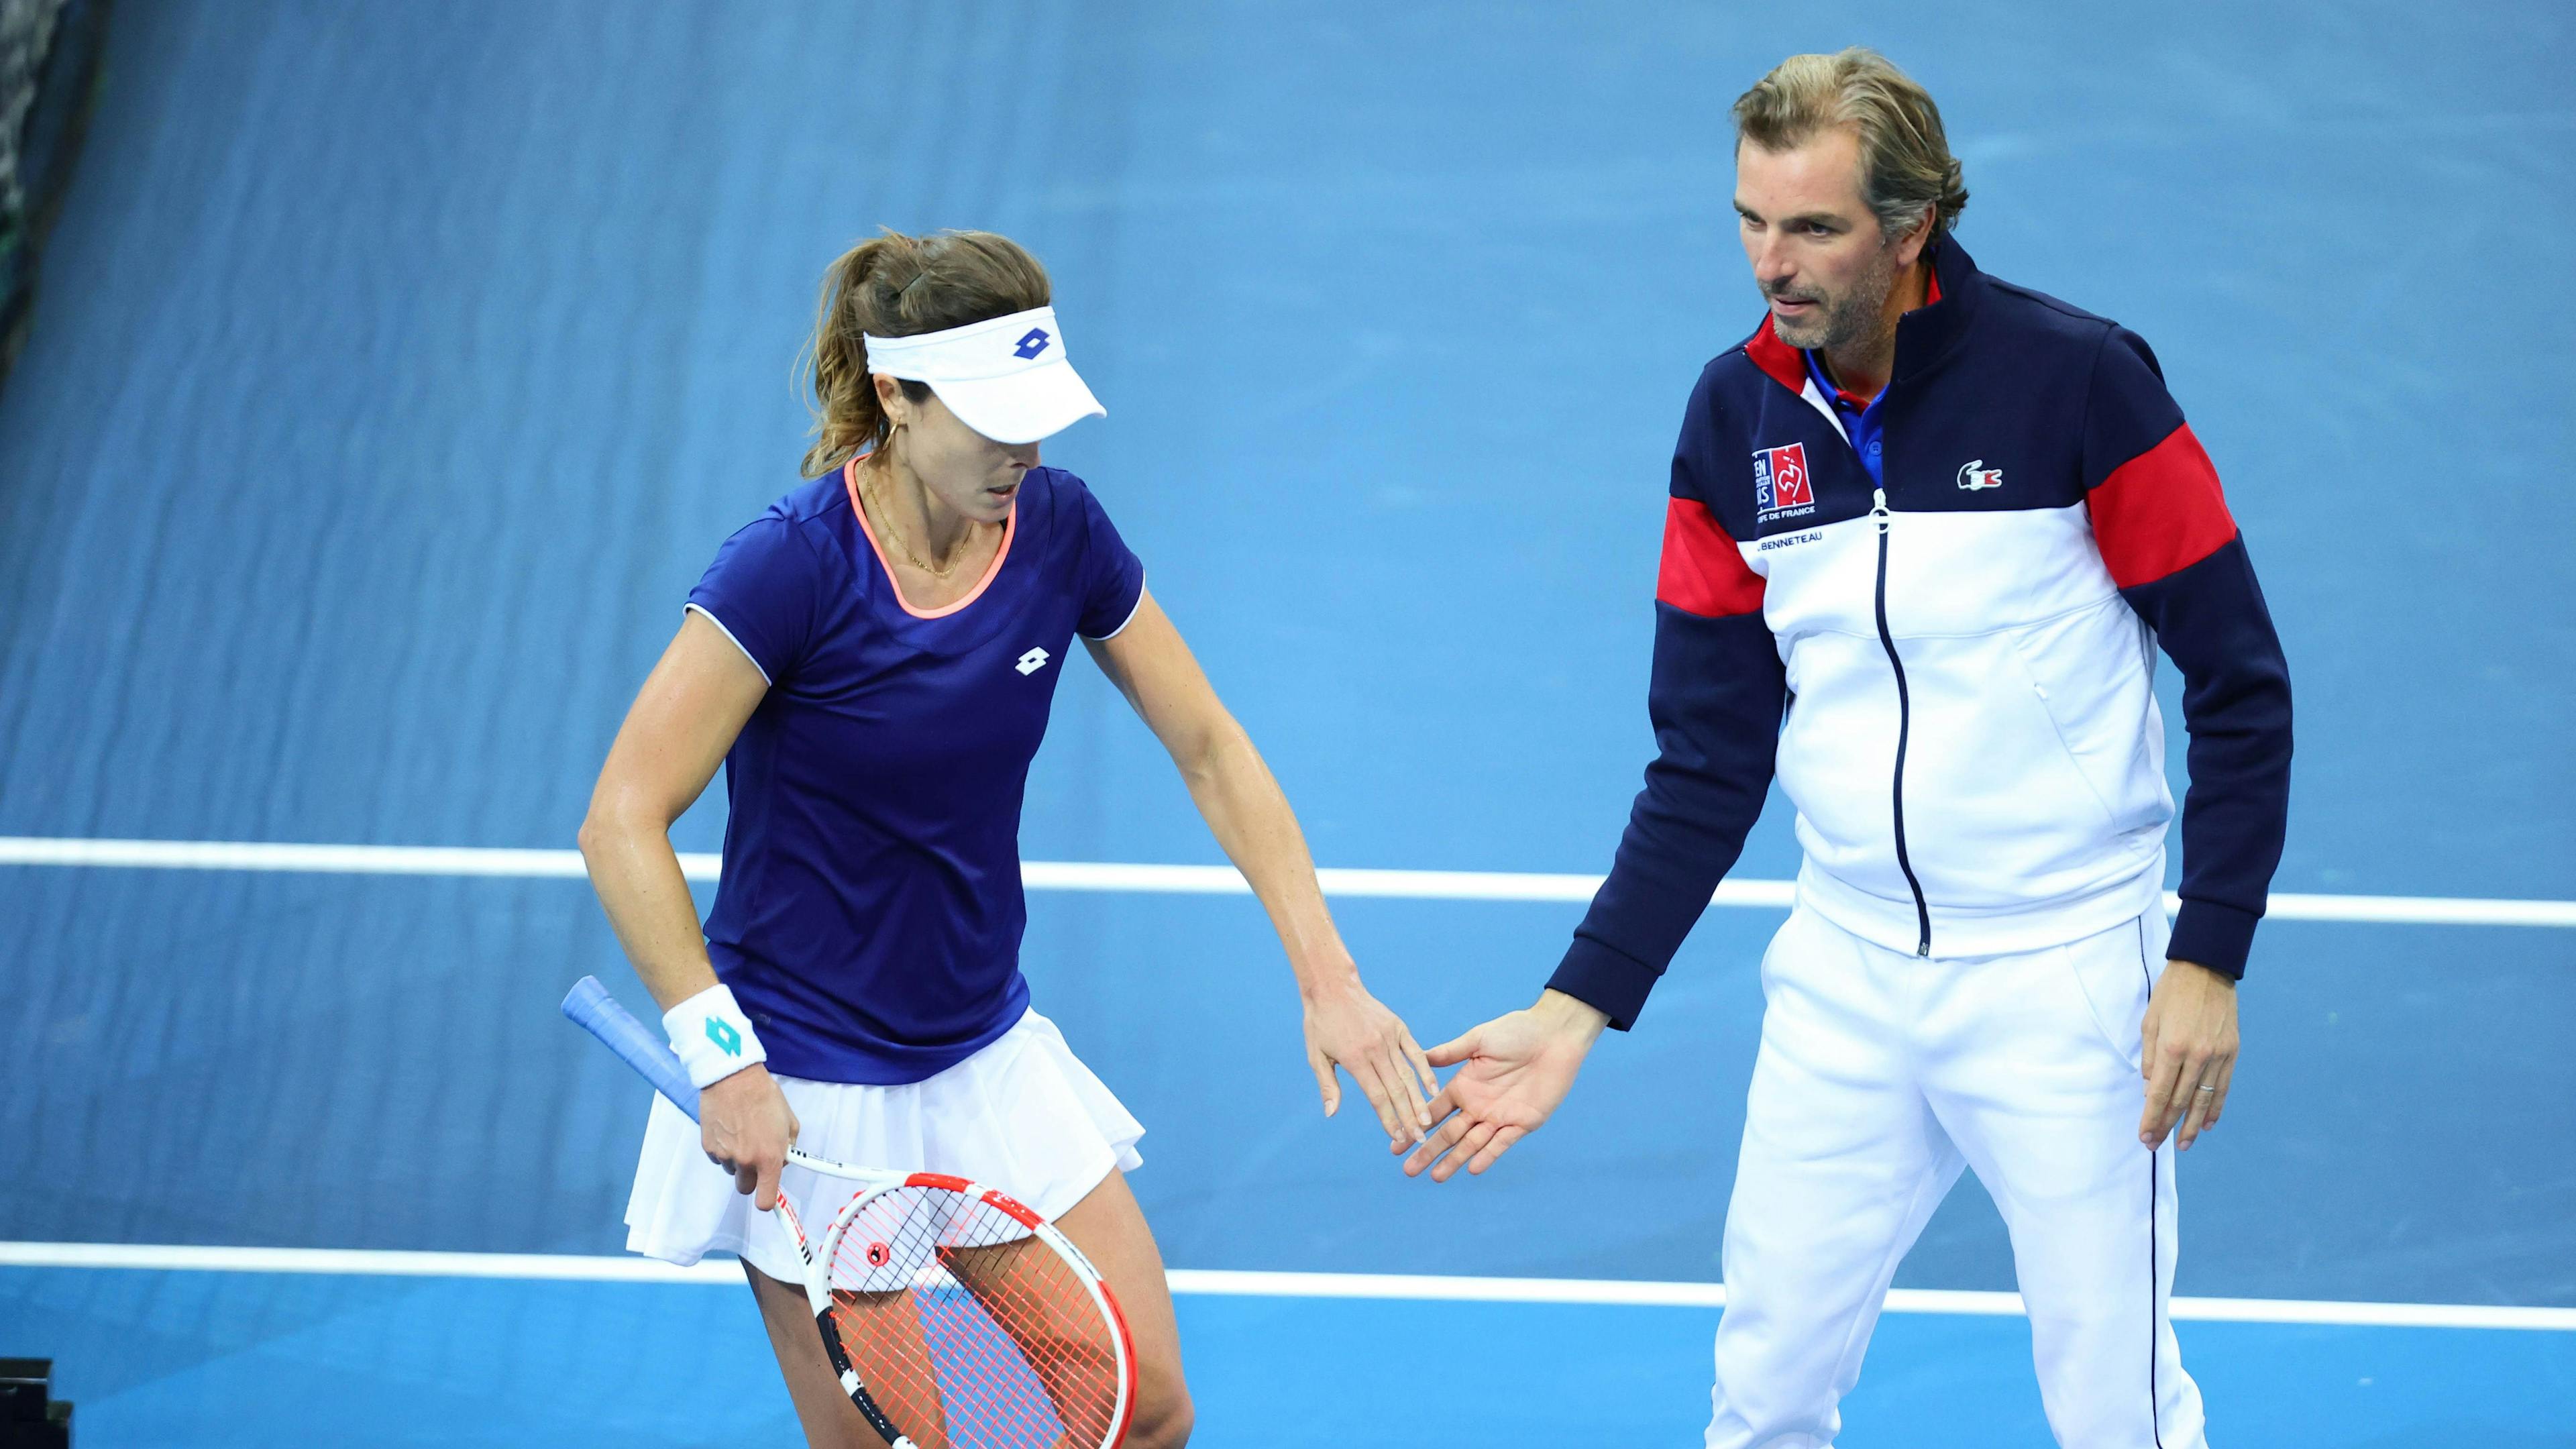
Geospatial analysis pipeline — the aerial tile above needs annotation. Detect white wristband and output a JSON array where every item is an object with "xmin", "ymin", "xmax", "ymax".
[{"xmin": 664, "ymin": 983, "xmax": 767, "ymax": 1089}]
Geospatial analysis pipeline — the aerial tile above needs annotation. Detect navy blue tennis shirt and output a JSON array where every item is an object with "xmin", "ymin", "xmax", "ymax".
[{"xmin": 687, "ymin": 461, "xmax": 1145, "ymax": 1083}]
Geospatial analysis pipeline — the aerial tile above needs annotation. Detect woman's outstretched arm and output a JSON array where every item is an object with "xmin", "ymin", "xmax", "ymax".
[{"xmin": 1086, "ymin": 588, "xmax": 1437, "ymax": 1146}]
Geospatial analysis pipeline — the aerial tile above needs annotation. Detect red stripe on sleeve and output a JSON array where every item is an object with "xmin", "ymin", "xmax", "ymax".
[
  {"xmin": 2088, "ymin": 423, "xmax": 2239, "ymax": 590},
  {"xmin": 1656, "ymin": 497, "xmax": 1764, "ymax": 617}
]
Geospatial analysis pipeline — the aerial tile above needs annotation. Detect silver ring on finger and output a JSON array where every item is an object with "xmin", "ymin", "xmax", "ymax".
[{"xmin": 2194, "ymin": 1084, "xmax": 2217, "ymax": 1093}]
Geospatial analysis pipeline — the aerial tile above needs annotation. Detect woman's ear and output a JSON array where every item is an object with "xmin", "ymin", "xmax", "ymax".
[{"xmin": 873, "ymin": 371, "xmax": 909, "ymax": 427}]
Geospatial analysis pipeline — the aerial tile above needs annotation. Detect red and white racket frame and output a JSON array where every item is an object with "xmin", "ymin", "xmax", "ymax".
[{"xmin": 771, "ymin": 1165, "xmax": 1138, "ymax": 1449}]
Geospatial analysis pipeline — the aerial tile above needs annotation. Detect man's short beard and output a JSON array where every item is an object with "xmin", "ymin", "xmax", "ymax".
[{"xmin": 1773, "ymin": 237, "xmax": 1902, "ymax": 353}]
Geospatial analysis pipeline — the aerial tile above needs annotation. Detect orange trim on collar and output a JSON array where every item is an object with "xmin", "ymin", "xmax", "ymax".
[{"xmin": 841, "ymin": 457, "xmax": 1018, "ymax": 620}]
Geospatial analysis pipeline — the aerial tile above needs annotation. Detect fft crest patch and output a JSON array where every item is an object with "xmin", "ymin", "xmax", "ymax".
[{"xmin": 1753, "ymin": 442, "xmax": 1815, "ymax": 523}]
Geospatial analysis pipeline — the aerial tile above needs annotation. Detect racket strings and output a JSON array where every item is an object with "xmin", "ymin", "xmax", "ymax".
[
  {"xmin": 930, "ymin": 1241, "xmax": 1116, "ymax": 1445},
  {"xmin": 826, "ymin": 1185, "xmax": 1121, "ymax": 1449}
]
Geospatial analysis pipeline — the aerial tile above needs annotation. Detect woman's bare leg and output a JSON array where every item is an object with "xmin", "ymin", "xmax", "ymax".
[
  {"xmin": 1057, "ymin": 1171, "xmax": 1191, "ymax": 1446},
  {"xmin": 945, "ymin": 1170, "xmax": 1191, "ymax": 1448},
  {"xmin": 745, "ymin": 1260, "xmax": 949, "ymax": 1449}
]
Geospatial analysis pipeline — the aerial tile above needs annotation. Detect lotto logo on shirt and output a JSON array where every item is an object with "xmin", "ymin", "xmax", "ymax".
[{"xmin": 1753, "ymin": 442, "xmax": 1815, "ymax": 522}]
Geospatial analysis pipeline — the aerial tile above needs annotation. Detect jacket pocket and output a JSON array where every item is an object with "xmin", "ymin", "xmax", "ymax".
[
  {"xmin": 1878, "ymin": 629, "xmax": 2129, "ymax": 910},
  {"xmin": 2004, "ymin": 599, "xmax": 2169, "ymax": 855}
]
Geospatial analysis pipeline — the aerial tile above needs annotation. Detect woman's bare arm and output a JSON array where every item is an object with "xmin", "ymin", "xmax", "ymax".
[
  {"xmin": 578, "ymin": 610, "xmax": 798, "ymax": 1208},
  {"xmin": 578, "ymin": 611, "xmax": 766, "ymax": 1006},
  {"xmin": 1086, "ymin": 588, "xmax": 1436, "ymax": 1145}
]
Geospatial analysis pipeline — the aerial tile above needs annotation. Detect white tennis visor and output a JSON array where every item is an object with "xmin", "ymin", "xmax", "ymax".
[{"xmin": 863, "ymin": 305, "xmax": 1106, "ymax": 445}]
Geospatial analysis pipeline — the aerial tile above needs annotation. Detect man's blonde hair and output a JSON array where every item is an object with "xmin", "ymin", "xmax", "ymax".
[{"xmin": 1733, "ymin": 48, "xmax": 1968, "ymax": 246}]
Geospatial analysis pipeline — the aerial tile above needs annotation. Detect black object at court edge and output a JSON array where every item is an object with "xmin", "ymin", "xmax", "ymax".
[
  {"xmin": 1, "ymin": 0, "xmax": 115, "ymax": 392},
  {"xmin": 0, "ymin": 1358, "xmax": 72, "ymax": 1448}
]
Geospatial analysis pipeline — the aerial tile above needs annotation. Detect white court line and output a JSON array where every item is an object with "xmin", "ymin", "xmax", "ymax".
[
  {"xmin": 2, "ymin": 836, "xmax": 2571, "ymax": 928},
  {"xmin": 2, "ymin": 1242, "xmax": 2570, "ymax": 1332}
]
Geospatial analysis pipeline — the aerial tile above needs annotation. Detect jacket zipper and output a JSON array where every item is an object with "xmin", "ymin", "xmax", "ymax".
[{"xmin": 1870, "ymin": 486, "xmax": 1934, "ymax": 957}]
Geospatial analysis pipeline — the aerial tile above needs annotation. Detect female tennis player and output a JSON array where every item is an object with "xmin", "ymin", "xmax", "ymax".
[{"xmin": 578, "ymin": 229, "xmax": 1434, "ymax": 1448}]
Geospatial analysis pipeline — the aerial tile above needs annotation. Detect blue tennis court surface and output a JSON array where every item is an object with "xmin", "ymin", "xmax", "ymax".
[
  {"xmin": 6, "ymin": 1271, "xmax": 2574, "ymax": 1446},
  {"xmin": 3, "ymin": 1, "xmax": 2570, "ymax": 1444}
]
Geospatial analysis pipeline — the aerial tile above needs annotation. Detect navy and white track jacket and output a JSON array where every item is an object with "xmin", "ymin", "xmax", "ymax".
[{"xmin": 1552, "ymin": 239, "xmax": 2292, "ymax": 1030}]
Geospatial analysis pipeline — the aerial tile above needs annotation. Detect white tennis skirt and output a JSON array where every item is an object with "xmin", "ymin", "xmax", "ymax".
[{"xmin": 624, "ymin": 1008, "xmax": 1144, "ymax": 1285}]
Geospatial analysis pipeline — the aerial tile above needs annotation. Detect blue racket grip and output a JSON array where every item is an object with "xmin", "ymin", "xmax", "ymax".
[{"xmin": 561, "ymin": 975, "xmax": 702, "ymax": 1122}]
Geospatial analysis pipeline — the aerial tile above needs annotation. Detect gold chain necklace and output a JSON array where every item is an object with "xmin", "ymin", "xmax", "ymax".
[{"xmin": 861, "ymin": 472, "xmax": 973, "ymax": 579}]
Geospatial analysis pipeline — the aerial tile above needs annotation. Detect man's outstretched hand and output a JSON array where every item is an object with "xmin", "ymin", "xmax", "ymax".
[{"xmin": 1401, "ymin": 989, "xmax": 1608, "ymax": 1182}]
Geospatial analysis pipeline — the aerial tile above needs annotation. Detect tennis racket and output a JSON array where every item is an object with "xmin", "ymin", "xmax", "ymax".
[{"xmin": 562, "ymin": 976, "xmax": 1136, "ymax": 1449}]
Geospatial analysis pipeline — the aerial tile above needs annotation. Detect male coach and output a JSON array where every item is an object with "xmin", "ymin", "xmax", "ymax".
[{"xmin": 1403, "ymin": 48, "xmax": 2292, "ymax": 1448}]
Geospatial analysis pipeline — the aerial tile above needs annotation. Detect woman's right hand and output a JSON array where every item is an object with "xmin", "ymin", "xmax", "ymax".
[{"xmin": 700, "ymin": 1065, "xmax": 800, "ymax": 1210}]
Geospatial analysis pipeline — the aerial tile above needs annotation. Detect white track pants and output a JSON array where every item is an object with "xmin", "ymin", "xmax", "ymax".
[{"xmin": 1705, "ymin": 906, "xmax": 2207, "ymax": 1449}]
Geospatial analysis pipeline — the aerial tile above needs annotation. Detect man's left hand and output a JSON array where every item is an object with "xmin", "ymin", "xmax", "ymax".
[{"xmin": 2140, "ymin": 959, "xmax": 2239, "ymax": 1151}]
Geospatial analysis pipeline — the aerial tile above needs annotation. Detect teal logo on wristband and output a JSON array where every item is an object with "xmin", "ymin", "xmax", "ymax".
[{"xmin": 705, "ymin": 1017, "xmax": 742, "ymax": 1057}]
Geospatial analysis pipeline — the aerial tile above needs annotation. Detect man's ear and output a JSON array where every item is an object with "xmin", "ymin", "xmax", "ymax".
[{"xmin": 1896, "ymin": 207, "xmax": 1937, "ymax": 269}]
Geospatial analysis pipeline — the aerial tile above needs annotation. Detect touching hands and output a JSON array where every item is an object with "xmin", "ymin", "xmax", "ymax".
[
  {"xmin": 701, "ymin": 1064, "xmax": 800, "ymax": 1210},
  {"xmin": 1402, "ymin": 989, "xmax": 1607, "ymax": 1182},
  {"xmin": 1303, "ymin": 977, "xmax": 1440, "ymax": 1148},
  {"xmin": 2139, "ymin": 959, "xmax": 2239, "ymax": 1151}
]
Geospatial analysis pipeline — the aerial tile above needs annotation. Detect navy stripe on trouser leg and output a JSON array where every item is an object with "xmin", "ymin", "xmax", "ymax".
[
  {"xmin": 1917, "ymin": 911, "xmax": 2206, "ymax": 1448},
  {"xmin": 1706, "ymin": 908, "xmax": 1966, "ymax": 1449}
]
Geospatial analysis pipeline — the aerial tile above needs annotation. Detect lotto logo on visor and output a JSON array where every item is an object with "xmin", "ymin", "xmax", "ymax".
[{"xmin": 864, "ymin": 305, "xmax": 1104, "ymax": 446}]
